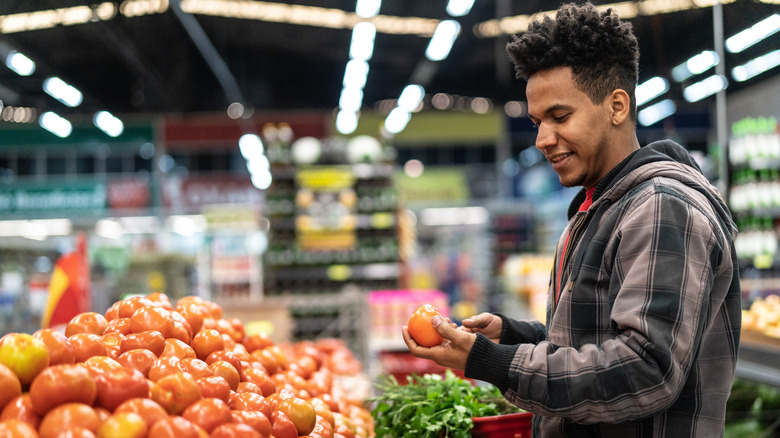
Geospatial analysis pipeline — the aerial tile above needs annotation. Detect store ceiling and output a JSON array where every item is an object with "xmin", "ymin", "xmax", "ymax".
[{"xmin": 0, "ymin": 0, "xmax": 778, "ymax": 121}]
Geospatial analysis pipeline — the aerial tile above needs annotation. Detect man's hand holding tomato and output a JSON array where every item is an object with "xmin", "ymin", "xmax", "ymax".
[{"xmin": 402, "ymin": 307, "xmax": 475, "ymax": 371}]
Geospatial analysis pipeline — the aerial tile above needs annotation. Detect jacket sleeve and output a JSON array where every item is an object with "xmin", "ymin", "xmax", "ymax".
[
  {"xmin": 497, "ymin": 313, "xmax": 548, "ymax": 345},
  {"xmin": 466, "ymin": 188, "xmax": 728, "ymax": 424}
]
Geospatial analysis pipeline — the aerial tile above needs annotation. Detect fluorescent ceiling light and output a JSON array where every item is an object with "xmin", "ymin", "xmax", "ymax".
[
  {"xmin": 246, "ymin": 154, "xmax": 270, "ymax": 177},
  {"xmin": 349, "ymin": 22, "xmax": 376, "ymax": 61},
  {"xmin": 683, "ymin": 75, "xmax": 728, "ymax": 102},
  {"xmin": 336, "ymin": 110, "xmax": 359, "ymax": 135},
  {"xmin": 339, "ymin": 86, "xmax": 364, "ymax": 112},
  {"xmin": 672, "ymin": 50, "xmax": 719, "ymax": 82},
  {"xmin": 726, "ymin": 14, "xmax": 780, "ymax": 53},
  {"xmin": 397, "ymin": 84, "xmax": 425, "ymax": 112},
  {"xmin": 39, "ymin": 111, "xmax": 72, "ymax": 138},
  {"xmin": 93, "ymin": 111, "xmax": 124, "ymax": 137},
  {"xmin": 638, "ymin": 99, "xmax": 676, "ymax": 127},
  {"xmin": 343, "ymin": 59, "xmax": 369, "ymax": 89},
  {"xmin": 447, "ymin": 0, "xmax": 475, "ymax": 17},
  {"xmin": 239, "ymin": 133, "xmax": 264, "ymax": 161},
  {"xmin": 636, "ymin": 76, "xmax": 669, "ymax": 106},
  {"xmin": 384, "ymin": 107, "xmax": 411, "ymax": 134},
  {"xmin": 251, "ymin": 170, "xmax": 272, "ymax": 190},
  {"xmin": 5, "ymin": 50, "xmax": 35, "ymax": 76},
  {"xmin": 426, "ymin": 20, "xmax": 461, "ymax": 61},
  {"xmin": 43, "ymin": 76, "xmax": 83, "ymax": 107},
  {"xmin": 732, "ymin": 49, "xmax": 780, "ymax": 82},
  {"xmin": 355, "ymin": 0, "xmax": 381, "ymax": 18}
]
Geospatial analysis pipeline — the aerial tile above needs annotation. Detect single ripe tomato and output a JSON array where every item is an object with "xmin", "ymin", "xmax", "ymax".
[
  {"xmin": 149, "ymin": 371, "xmax": 202, "ymax": 415},
  {"xmin": 117, "ymin": 349, "xmax": 157, "ymax": 377},
  {"xmin": 190, "ymin": 329, "xmax": 224, "ymax": 361},
  {"xmin": 68, "ymin": 333, "xmax": 107, "ymax": 363},
  {"xmin": 97, "ymin": 411, "xmax": 148, "ymax": 438},
  {"xmin": 0, "ymin": 363, "xmax": 22, "ymax": 411},
  {"xmin": 208, "ymin": 360, "xmax": 240, "ymax": 391},
  {"xmin": 196, "ymin": 376, "xmax": 231, "ymax": 403},
  {"xmin": 270, "ymin": 410, "xmax": 298, "ymax": 438},
  {"xmin": 114, "ymin": 397, "xmax": 168, "ymax": 427},
  {"xmin": 121, "ymin": 330, "xmax": 166, "ymax": 357},
  {"xmin": 148, "ymin": 355, "xmax": 185, "ymax": 382},
  {"xmin": 241, "ymin": 367, "xmax": 275, "ymax": 397},
  {"xmin": 0, "ymin": 419, "xmax": 39, "ymax": 437},
  {"xmin": 181, "ymin": 397, "xmax": 232, "ymax": 433},
  {"xmin": 94, "ymin": 366, "xmax": 149, "ymax": 411},
  {"xmin": 29, "ymin": 364, "xmax": 97, "ymax": 415},
  {"xmin": 407, "ymin": 304, "xmax": 444, "ymax": 347},
  {"xmin": 33, "ymin": 328, "xmax": 76, "ymax": 365},
  {"xmin": 180, "ymin": 358, "xmax": 212, "ymax": 379},
  {"xmin": 37, "ymin": 402, "xmax": 100, "ymax": 438},
  {"xmin": 65, "ymin": 312, "xmax": 108, "ymax": 337},
  {"xmin": 161, "ymin": 338, "xmax": 196, "ymax": 360},
  {"xmin": 277, "ymin": 397, "xmax": 316, "ymax": 436},
  {"xmin": 228, "ymin": 392, "xmax": 272, "ymax": 418},
  {"xmin": 1, "ymin": 394, "xmax": 41, "ymax": 429},
  {"xmin": 102, "ymin": 317, "xmax": 132, "ymax": 335},
  {"xmin": 230, "ymin": 410, "xmax": 271, "ymax": 437},
  {"xmin": 130, "ymin": 306, "xmax": 175, "ymax": 338}
]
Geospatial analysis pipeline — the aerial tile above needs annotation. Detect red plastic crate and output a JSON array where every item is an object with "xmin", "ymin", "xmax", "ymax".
[{"xmin": 471, "ymin": 412, "xmax": 533, "ymax": 438}]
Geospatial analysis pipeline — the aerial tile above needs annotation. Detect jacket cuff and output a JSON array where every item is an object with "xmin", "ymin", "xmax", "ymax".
[{"xmin": 464, "ymin": 333, "xmax": 518, "ymax": 393}]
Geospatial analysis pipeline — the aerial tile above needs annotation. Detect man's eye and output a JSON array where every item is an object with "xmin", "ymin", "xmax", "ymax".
[{"xmin": 553, "ymin": 114, "xmax": 569, "ymax": 122}]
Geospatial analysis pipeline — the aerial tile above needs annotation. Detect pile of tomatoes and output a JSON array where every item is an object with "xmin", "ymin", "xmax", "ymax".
[{"xmin": 0, "ymin": 293, "xmax": 373, "ymax": 438}]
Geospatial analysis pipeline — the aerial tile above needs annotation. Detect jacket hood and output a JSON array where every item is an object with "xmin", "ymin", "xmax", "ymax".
[{"xmin": 576, "ymin": 140, "xmax": 737, "ymax": 238}]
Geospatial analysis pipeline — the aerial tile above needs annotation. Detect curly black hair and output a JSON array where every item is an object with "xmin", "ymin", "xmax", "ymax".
[{"xmin": 506, "ymin": 2, "xmax": 640, "ymax": 121}]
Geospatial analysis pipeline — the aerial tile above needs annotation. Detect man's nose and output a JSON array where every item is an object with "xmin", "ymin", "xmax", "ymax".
[{"xmin": 535, "ymin": 123, "xmax": 556, "ymax": 150}]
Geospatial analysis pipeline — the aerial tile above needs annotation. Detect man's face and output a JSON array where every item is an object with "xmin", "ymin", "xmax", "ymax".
[{"xmin": 526, "ymin": 67, "xmax": 617, "ymax": 189}]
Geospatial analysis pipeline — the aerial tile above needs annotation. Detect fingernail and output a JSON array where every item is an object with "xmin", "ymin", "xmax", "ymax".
[{"xmin": 431, "ymin": 316, "xmax": 441, "ymax": 327}]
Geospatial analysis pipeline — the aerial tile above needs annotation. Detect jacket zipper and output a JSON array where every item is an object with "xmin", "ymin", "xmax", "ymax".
[{"xmin": 553, "ymin": 213, "xmax": 587, "ymax": 315}]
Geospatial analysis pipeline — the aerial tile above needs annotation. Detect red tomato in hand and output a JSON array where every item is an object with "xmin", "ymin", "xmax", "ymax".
[{"xmin": 407, "ymin": 304, "xmax": 444, "ymax": 347}]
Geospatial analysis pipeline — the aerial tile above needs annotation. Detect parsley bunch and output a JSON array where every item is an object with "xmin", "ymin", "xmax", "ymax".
[{"xmin": 369, "ymin": 369, "xmax": 521, "ymax": 438}]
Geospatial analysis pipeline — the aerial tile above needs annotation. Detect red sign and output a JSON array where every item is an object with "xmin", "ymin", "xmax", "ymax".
[
  {"xmin": 107, "ymin": 178, "xmax": 150, "ymax": 210},
  {"xmin": 162, "ymin": 175, "xmax": 264, "ymax": 211}
]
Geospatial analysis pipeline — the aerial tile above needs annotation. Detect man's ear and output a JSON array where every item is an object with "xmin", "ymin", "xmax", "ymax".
[{"xmin": 609, "ymin": 89, "xmax": 631, "ymax": 125}]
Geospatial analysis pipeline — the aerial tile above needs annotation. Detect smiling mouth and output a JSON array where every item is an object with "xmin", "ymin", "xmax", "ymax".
[{"xmin": 548, "ymin": 153, "xmax": 573, "ymax": 164}]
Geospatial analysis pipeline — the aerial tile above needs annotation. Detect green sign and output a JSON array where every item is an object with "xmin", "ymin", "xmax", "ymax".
[{"xmin": 0, "ymin": 182, "xmax": 106, "ymax": 213}]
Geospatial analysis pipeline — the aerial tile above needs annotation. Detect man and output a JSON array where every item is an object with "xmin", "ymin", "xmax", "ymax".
[{"xmin": 402, "ymin": 3, "xmax": 742, "ymax": 436}]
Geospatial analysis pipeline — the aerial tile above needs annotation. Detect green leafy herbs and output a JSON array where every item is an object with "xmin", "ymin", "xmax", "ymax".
[{"xmin": 369, "ymin": 369, "xmax": 523, "ymax": 438}]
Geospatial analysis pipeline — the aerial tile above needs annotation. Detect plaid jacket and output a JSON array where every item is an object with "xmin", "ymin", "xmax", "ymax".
[{"xmin": 465, "ymin": 141, "xmax": 741, "ymax": 437}]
